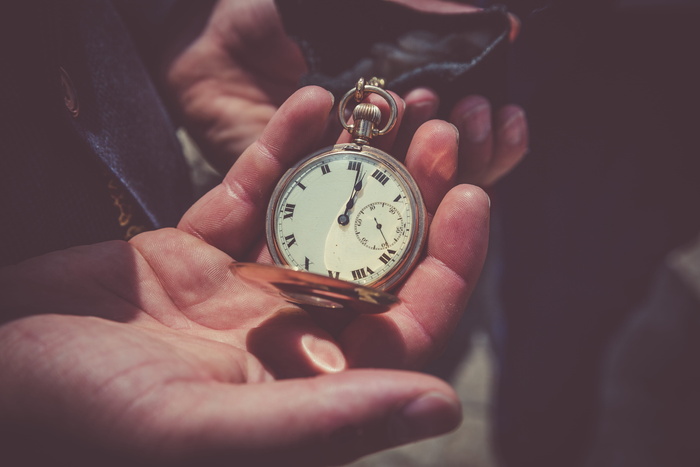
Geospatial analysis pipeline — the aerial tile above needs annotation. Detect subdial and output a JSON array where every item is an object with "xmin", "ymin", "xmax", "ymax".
[{"xmin": 354, "ymin": 202, "xmax": 405, "ymax": 250}]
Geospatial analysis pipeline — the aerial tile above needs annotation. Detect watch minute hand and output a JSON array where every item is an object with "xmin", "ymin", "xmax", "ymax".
[
  {"xmin": 338, "ymin": 170, "xmax": 365, "ymax": 225},
  {"xmin": 345, "ymin": 171, "xmax": 365, "ymax": 209}
]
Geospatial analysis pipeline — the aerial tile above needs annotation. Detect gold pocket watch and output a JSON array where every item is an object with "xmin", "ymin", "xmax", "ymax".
[{"xmin": 232, "ymin": 78, "xmax": 427, "ymax": 310}]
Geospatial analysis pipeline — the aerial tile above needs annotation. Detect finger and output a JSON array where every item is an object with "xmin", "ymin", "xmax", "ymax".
[
  {"xmin": 393, "ymin": 88, "xmax": 440, "ymax": 158},
  {"xmin": 178, "ymin": 86, "xmax": 335, "ymax": 258},
  {"xmin": 152, "ymin": 370, "xmax": 461, "ymax": 466},
  {"xmin": 508, "ymin": 12, "xmax": 522, "ymax": 42},
  {"xmin": 341, "ymin": 185, "xmax": 490, "ymax": 369},
  {"xmin": 480, "ymin": 104, "xmax": 528, "ymax": 186},
  {"xmin": 450, "ymin": 95, "xmax": 494, "ymax": 185},
  {"xmin": 246, "ymin": 308, "xmax": 348, "ymax": 378},
  {"xmin": 0, "ymin": 317, "xmax": 459, "ymax": 467},
  {"xmin": 404, "ymin": 119, "xmax": 458, "ymax": 215}
]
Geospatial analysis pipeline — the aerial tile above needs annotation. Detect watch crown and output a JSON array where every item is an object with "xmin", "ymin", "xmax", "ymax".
[
  {"xmin": 351, "ymin": 103, "xmax": 382, "ymax": 145},
  {"xmin": 353, "ymin": 103, "xmax": 382, "ymax": 124}
]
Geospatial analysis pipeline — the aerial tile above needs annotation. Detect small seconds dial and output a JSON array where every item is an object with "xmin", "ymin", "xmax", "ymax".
[{"xmin": 354, "ymin": 202, "xmax": 405, "ymax": 250}]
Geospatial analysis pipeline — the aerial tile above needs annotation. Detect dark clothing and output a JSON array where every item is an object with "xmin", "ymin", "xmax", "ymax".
[
  {"xmin": 585, "ymin": 244, "xmax": 700, "ymax": 467},
  {"xmin": 494, "ymin": 1, "xmax": 700, "ymax": 465},
  {"xmin": 0, "ymin": 0, "xmax": 194, "ymax": 267}
]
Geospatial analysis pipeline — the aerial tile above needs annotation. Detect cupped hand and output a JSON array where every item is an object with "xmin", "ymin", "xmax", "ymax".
[
  {"xmin": 164, "ymin": 0, "xmax": 307, "ymax": 174},
  {"xmin": 180, "ymin": 86, "xmax": 490, "ymax": 371},
  {"xmin": 165, "ymin": 0, "xmax": 527, "ymax": 186},
  {"xmin": 397, "ymin": 90, "xmax": 529, "ymax": 187},
  {"xmin": 0, "ymin": 87, "xmax": 489, "ymax": 466}
]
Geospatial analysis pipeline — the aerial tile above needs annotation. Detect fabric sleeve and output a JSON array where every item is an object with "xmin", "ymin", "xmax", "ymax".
[{"xmin": 275, "ymin": 0, "xmax": 512, "ymax": 117}]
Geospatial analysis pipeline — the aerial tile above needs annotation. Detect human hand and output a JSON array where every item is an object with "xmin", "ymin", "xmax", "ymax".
[
  {"xmin": 379, "ymin": 1, "xmax": 528, "ymax": 186},
  {"xmin": 165, "ymin": 0, "xmax": 527, "ymax": 186},
  {"xmin": 164, "ymin": 0, "xmax": 307, "ymax": 174},
  {"xmin": 397, "ymin": 89, "xmax": 528, "ymax": 187},
  {"xmin": 0, "ymin": 87, "xmax": 489, "ymax": 465}
]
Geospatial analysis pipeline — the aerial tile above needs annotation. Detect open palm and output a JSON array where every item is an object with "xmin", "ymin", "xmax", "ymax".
[{"xmin": 0, "ymin": 87, "xmax": 489, "ymax": 466}]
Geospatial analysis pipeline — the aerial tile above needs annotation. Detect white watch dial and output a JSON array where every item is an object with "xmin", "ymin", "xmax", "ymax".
[{"xmin": 267, "ymin": 145, "xmax": 425, "ymax": 290}]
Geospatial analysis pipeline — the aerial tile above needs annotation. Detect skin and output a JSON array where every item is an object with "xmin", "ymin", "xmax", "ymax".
[
  {"xmin": 164, "ymin": 0, "xmax": 528, "ymax": 185},
  {"xmin": 0, "ymin": 1, "xmax": 528, "ymax": 463},
  {"xmin": 0, "ymin": 87, "xmax": 490, "ymax": 466}
]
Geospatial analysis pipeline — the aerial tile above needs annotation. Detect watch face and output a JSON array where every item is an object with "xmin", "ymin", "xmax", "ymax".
[{"xmin": 267, "ymin": 144, "xmax": 426, "ymax": 291}]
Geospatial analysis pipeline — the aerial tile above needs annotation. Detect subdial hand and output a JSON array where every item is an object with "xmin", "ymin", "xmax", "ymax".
[{"xmin": 374, "ymin": 217, "xmax": 390, "ymax": 248}]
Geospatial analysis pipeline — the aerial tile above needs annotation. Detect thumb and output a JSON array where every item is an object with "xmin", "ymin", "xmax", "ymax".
[{"xmin": 157, "ymin": 370, "xmax": 462, "ymax": 466}]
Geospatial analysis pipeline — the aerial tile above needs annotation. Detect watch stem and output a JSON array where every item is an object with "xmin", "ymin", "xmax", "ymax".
[{"xmin": 351, "ymin": 103, "xmax": 382, "ymax": 145}]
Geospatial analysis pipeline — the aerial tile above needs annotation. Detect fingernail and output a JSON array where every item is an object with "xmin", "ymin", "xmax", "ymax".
[
  {"xmin": 450, "ymin": 122, "xmax": 460, "ymax": 147},
  {"xmin": 301, "ymin": 334, "xmax": 347, "ymax": 373},
  {"xmin": 404, "ymin": 88, "xmax": 439, "ymax": 124},
  {"xmin": 460, "ymin": 101, "xmax": 491, "ymax": 144},
  {"xmin": 501, "ymin": 109, "xmax": 525, "ymax": 146},
  {"xmin": 407, "ymin": 99, "xmax": 439, "ymax": 124},
  {"xmin": 389, "ymin": 392, "xmax": 462, "ymax": 444}
]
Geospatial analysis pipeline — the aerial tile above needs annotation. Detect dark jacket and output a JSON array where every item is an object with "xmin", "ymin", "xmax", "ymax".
[{"xmin": 0, "ymin": 0, "xmax": 196, "ymax": 266}]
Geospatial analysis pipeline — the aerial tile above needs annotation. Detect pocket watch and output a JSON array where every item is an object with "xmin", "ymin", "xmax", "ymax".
[{"xmin": 232, "ymin": 78, "xmax": 427, "ymax": 310}]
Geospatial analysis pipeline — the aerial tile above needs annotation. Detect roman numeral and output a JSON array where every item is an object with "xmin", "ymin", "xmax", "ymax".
[
  {"xmin": 295, "ymin": 180, "xmax": 307, "ymax": 190},
  {"xmin": 348, "ymin": 161, "xmax": 361, "ymax": 171},
  {"xmin": 305, "ymin": 257, "xmax": 311, "ymax": 270},
  {"xmin": 379, "ymin": 249, "xmax": 397, "ymax": 264},
  {"xmin": 372, "ymin": 169, "xmax": 389, "ymax": 185},
  {"xmin": 321, "ymin": 164, "xmax": 331, "ymax": 175},
  {"xmin": 284, "ymin": 234, "xmax": 297, "ymax": 247},
  {"xmin": 328, "ymin": 270, "xmax": 340, "ymax": 279},
  {"xmin": 283, "ymin": 204, "xmax": 295, "ymax": 219},
  {"xmin": 352, "ymin": 268, "xmax": 368, "ymax": 280},
  {"xmin": 394, "ymin": 194, "xmax": 403, "ymax": 202}
]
